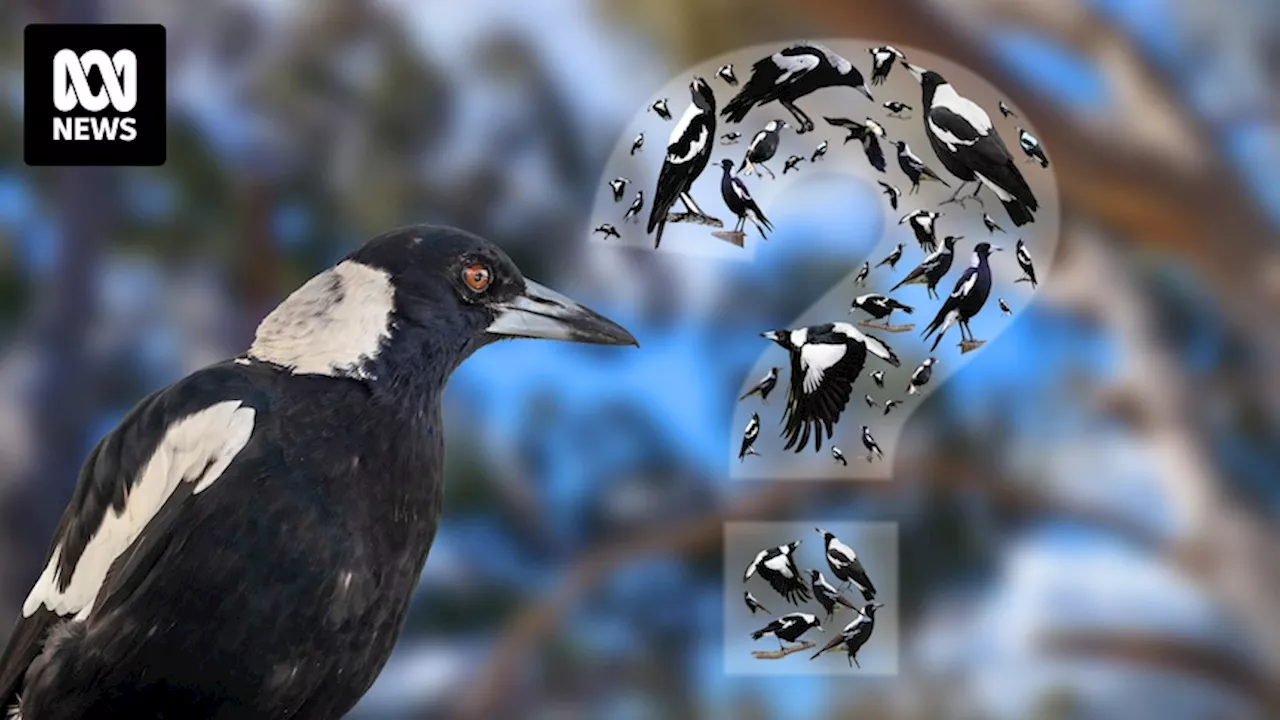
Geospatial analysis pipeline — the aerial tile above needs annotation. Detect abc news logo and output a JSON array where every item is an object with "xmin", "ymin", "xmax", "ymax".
[{"xmin": 24, "ymin": 24, "xmax": 165, "ymax": 166}]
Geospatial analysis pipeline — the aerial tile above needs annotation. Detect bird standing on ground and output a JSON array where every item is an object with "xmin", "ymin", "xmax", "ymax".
[
  {"xmin": 883, "ymin": 100, "xmax": 912, "ymax": 118},
  {"xmin": 999, "ymin": 297, "xmax": 1012, "ymax": 316},
  {"xmin": 783, "ymin": 154, "xmax": 805, "ymax": 174},
  {"xmin": 923, "ymin": 242, "xmax": 1000, "ymax": 351},
  {"xmin": 904, "ymin": 62, "xmax": 1039, "ymax": 225},
  {"xmin": 868, "ymin": 45, "xmax": 905, "ymax": 86},
  {"xmin": 738, "ymin": 119, "xmax": 789, "ymax": 179},
  {"xmin": 722, "ymin": 42, "xmax": 873, "ymax": 134},
  {"xmin": 899, "ymin": 209, "xmax": 942, "ymax": 253},
  {"xmin": 832, "ymin": 446, "xmax": 848, "ymax": 466},
  {"xmin": 0, "ymin": 225, "xmax": 636, "ymax": 720},
  {"xmin": 761, "ymin": 324, "xmax": 901, "ymax": 453},
  {"xmin": 739, "ymin": 412, "xmax": 761, "ymax": 461},
  {"xmin": 739, "ymin": 367, "xmax": 779, "ymax": 403},
  {"xmin": 825, "ymin": 116, "xmax": 887, "ymax": 172},
  {"xmin": 811, "ymin": 140, "xmax": 829, "ymax": 162},
  {"xmin": 743, "ymin": 591, "xmax": 769, "ymax": 615},
  {"xmin": 983, "ymin": 212, "xmax": 1005, "ymax": 234},
  {"xmin": 861, "ymin": 425, "xmax": 883, "ymax": 460},
  {"xmin": 718, "ymin": 159, "xmax": 774, "ymax": 238},
  {"xmin": 630, "ymin": 132, "xmax": 644, "ymax": 155},
  {"xmin": 810, "ymin": 570, "xmax": 857, "ymax": 620},
  {"xmin": 891, "ymin": 235, "xmax": 960, "ymax": 300},
  {"xmin": 648, "ymin": 77, "xmax": 717, "ymax": 248},
  {"xmin": 851, "ymin": 294, "xmax": 914, "ymax": 323},
  {"xmin": 1018, "ymin": 127, "xmax": 1049, "ymax": 168},
  {"xmin": 876, "ymin": 243, "xmax": 904, "ymax": 269},
  {"xmin": 623, "ymin": 191, "xmax": 644, "ymax": 223},
  {"xmin": 895, "ymin": 141, "xmax": 950, "ymax": 194},
  {"xmin": 717, "ymin": 63, "xmax": 738, "ymax": 85},
  {"xmin": 650, "ymin": 97, "xmax": 672, "ymax": 121},
  {"xmin": 811, "ymin": 603, "xmax": 884, "ymax": 667},
  {"xmin": 744, "ymin": 541, "xmax": 811, "ymax": 604},
  {"xmin": 853, "ymin": 262, "xmax": 871, "ymax": 287},
  {"xmin": 608, "ymin": 177, "xmax": 629, "ymax": 202},
  {"xmin": 999, "ymin": 100, "xmax": 1017, "ymax": 118},
  {"xmin": 751, "ymin": 613, "xmax": 823, "ymax": 651},
  {"xmin": 1016, "ymin": 238, "xmax": 1038, "ymax": 287},
  {"xmin": 907, "ymin": 357, "xmax": 936, "ymax": 395},
  {"xmin": 593, "ymin": 224, "xmax": 620, "ymax": 240},
  {"xmin": 816, "ymin": 528, "xmax": 877, "ymax": 600}
]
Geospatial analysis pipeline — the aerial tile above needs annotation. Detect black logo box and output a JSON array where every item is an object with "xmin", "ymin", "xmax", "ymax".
[{"xmin": 24, "ymin": 24, "xmax": 166, "ymax": 167}]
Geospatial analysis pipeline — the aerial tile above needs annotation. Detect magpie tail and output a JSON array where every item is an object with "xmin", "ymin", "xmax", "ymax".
[
  {"xmin": 1002, "ymin": 198, "xmax": 1036, "ymax": 227},
  {"xmin": 750, "ymin": 629, "xmax": 766, "ymax": 641},
  {"xmin": 722, "ymin": 93, "xmax": 755, "ymax": 123}
]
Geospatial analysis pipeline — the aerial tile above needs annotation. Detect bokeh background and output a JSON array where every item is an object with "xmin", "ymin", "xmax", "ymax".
[{"xmin": 1, "ymin": 0, "xmax": 1279, "ymax": 718}]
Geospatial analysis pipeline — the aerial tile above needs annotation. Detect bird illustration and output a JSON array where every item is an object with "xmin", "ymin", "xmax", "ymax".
[
  {"xmin": 811, "ymin": 139, "xmax": 829, "ymax": 163},
  {"xmin": 982, "ymin": 212, "xmax": 1006, "ymax": 234},
  {"xmin": 905, "ymin": 63, "xmax": 1039, "ymax": 225},
  {"xmin": 999, "ymin": 100, "xmax": 1017, "ymax": 118},
  {"xmin": 739, "ymin": 367, "xmax": 779, "ymax": 403},
  {"xmin": 825, "ymin": 116, "xmax": 887, "ymax": 172},
  {"xmin": 816, "ymin": 527, "xmax": 877, "ymax": 600},
  {"xmin": 877, "ymin": 181, "xmax": 901, "ymax": 210},
  {"xmin": 851, "ymin": 294, "xmax": 914, "ymax": 322},
  {"xmin": 593, "ymin": 224, "xmax": 621, "ymax": 240},
  {"xmin": 720, "ymin": 131, "xmax": 742, "ymax": 145},
  {"xmin": 853, "ymin": 262, "xmax": 871, "ymax": 287},
  {"xmin": 999, "ymin": 297, "xmax": 1012, "ymax": 316},
  {"xmin": 899, "ymin": 209, "xmax": 942, "ymax": 253},
  {"xmin": 0, "ymin": 225, "xmax": 635, "ymax": 720},
  {"xmin": 761, "ymin": 324, "xmax": 901, "ymax": 453},
  {"xmin": 907, "ymin": 357, "xmax": 936, "ymax": 396},
  {"xmin": 876, "ymin": 243, "xmax": 904, "ymax": 269},
  {"xmin": 738, "ymin": 119, "xmax": 789, "ymax": 178},
  {"xmin": 883, "ymin": 399, "xmax": 901, "ymax": 415},
  {"xmin": 861, "ymin": 425, "xmax": 883, "ymax": 460},
  {"xmin": 739, "ymin": 412, "xmax": 761, "ymax": 461},
  {"xmin": 870, "ymin": 370, "xmax": 885, "ymax": 388},
  {"xmin": 608, "ymin": 177, "xmax": 629, "ymax": 202},
  {"xmin": 630, "ymin": 132, "xmax": 644, "ymax": 155},
  {"xmin": 722, "ymin": 42, "xmax": 872, "ymax": 134},
  {"xmin": 751, "ymin": 612, "xmax": 823, "ymax": 651},
  {"xmin": 623, "ymin": 191, "xmax": 644, "ymax": 223},
  {"xmin": 743, "ymin": 541, "xmax": 812, "ymax": 605},
  {"xmin": 811, "ymin": 603, "xmax": 884, "ymax": 667},
  {"xmin": 832, "ymin": 446, "xmax": 848, "ymax": 466},
  {"xmin": 810, "ymin": 569, "xmax": 857, "ymax": 620},
  {"xmin": 1018, "ymin": 127, "xmax": 1049, "ymax": 168},
  {"xmin": 1016, "ymin": 239, "xmax": 1038, "ymax": 287},
  {"xmin": 867, "ymin": 45, "xmax": 905, "ymax": 86},
  {"xmin": 923, "ymin": 241, "xmax": 1000, "ymax": 351},
  {"xmin": 883, "ymin": 100, "xmax": 913, "ymax": 118},
  {"xmin": 649, "ymin": 97, "xmax": 672, "ymax": 121},
  {"xmin": 716, "ymin": 63, "xmax": 738, "ymax": 86},
  {"xmin": 648, "ymin": 77, "xmax": 717, "ymax": 249},
  {"xmin": 743, "ymin": 591, "xmax": 770, "ymax": 615},
  {"xmin": 891, "ymin": 235, "xmax": 960, "ymax": 300},
  {"xmin": 895, "ymin": 140, "xmax": 950, "ymax": 194},
  {"xmin": 719, "ymin": 159, "xmax": 774, "ymax": 238},
  {"xmin": 783, "ymin": 154, "xmax": 805, "ymax": 174},
  {"xmin": 863, "ymin": 394, "xmax": 876, "ymax": 408}
]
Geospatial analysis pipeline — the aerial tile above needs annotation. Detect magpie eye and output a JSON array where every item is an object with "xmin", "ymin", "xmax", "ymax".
[{"xmin": 462, "ymin": 264, "xmax": 491, "ymax": 292}]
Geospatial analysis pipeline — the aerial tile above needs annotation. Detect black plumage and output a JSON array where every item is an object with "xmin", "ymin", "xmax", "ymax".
[
  {"xmin": 810, "ymin": 140, "xmax": 829, "ymax": 163},
  {"xmin": 1016, "ymin": 239, "xmax": 1038, "ymax": 287},
  {"xmin": 899, "ymin": 209, "xmax": 941, "ymax": 253},
  {"xmin": 1018, "ymin": 127, "xmax": 1049, "ymax": 168},
  {"xmin": 716, "ymin": 63, "xmax": 738, "ymax": 86},
  {"xmin": 720, "ymin": 131, "xmax": 742, "ymax": 145},
  {"xmin": 877, "ymin": 181, "xmax": 901, "ymax": 210},
  {"xmin": 983, "ymin": 212, "xmax": 1006, "ymax": 234},
  {"xmin": 999, "ymin": 100, "xmax": 1017, "ymax": 118},
  {"xmin": 875, "ymin": 243, "xmax": 904, "ymax": 269},
  {"xmin": 863, "ymin": 394, "xmax": 876, "ymax": 408},
  {"xmin": 861, "ymin": 425, "xmax": 883, "ymax": 460},
  {"xmin": 883, "ymin": 100, "xmax": 912, "ymax": 117},
  {"xmin": 810, "ymin": 603, "xmax": 883, "ymax": 667},
  {"xmin": 824, "ymin": 116, "xmax": 887, "ymax": 173},
  {"xmin": 743, "ymin": 591, "xmax": 769, "ymax": 615},
  {"xmin": 608, "ymin": 177, "xmax": 629, "ymax": 202},
  {"xmin": 738, "ymin": 119, "xmax": 788, "ymax": 179},
  {"xmin": 867, "ymin": 45, "xmax": 904, "ymax": 86},
  {"xmin": 751, "ymin": 613, "xmax": 823, "ymax": 650},
  {"xmin": 719, "ymin": 159, "xmax": 773, "ymax": 237},
  {"xmin": 816, "ymin": 528, "xmax": 877, "ymax": 600},
  {"xmin": 853, "ymin": 262, "xmax": 870, "ymax": 287},
  {"xmin": 722, "ymin": 42, "xmax": 872, "ymax": 134},
  {"xmin": 743, "ymin": 541, "xmax": 811, "ymax": 605},
  {"xmin": 810, "ymin": 570, "xmax": 856, "ymax": 619},
  {"xmin": 891, "ymin": 235, "xmax": 960, "ymax": 300},
  {"xmin": 623, "ymin": 190, "xmax": 644, "ymax": 223},
  {"xmin": 907, "ymin": 357, "xmax": 936, "ymax": 396},
  {"xmin": 649, "ymin": 97, "xmax": 672, "ymax": 121},
  {"xmin": 739, "ymin": 367, "xmax": 779, "ymax": 403},
  {"xmin": 851, "ymin": 293, "xmax": 914, "ymax": 321},
  {"xmin": 630, "ymin": 133, "xmax": 644, "ymax": 155},
  {"xmin": 762, "ymin": 323, "xmax": 901, "ymax": 453},
  {"xmin": 922, "ymin": 241, "xmax": 1000, "ymax": 351},
  {"xmin": 895, "ymin": 140, "xmax": 950, "ymax": 194},
  {"xmin": 999, "ymin": 297, "xmax": 1012, "ymax": 316},
  {"xmin": 593, "ymin": 223, "xmax": 620, "ymax": 239},
  {"xmin": 831, "ymin": 446, "xmax": 848, "ymax": 466},
  {"xmin": 883, "ymin": 399, "xmax": 900, "ymax": 415},
  {"xmin": 870, "ymin": 370, "xmax": 885, "ymax": 388},
  {"xmin": 783, "ymin": 155, "xmax": 804, "ymax": 174},
  {"xmin": 0, "ymin": 226, "xmax": 636, "ymax": 720},
  {"xmin": 739, "ymin": 412, "xmax": 761, "ymax": 461},
  {"xmin": 647, "ymin": 77, "xmax": 717, "ymax": 248}
]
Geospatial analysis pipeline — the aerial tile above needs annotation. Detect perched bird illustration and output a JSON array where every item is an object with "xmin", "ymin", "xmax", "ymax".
[
  {"xmin": 810, "ymin": 603, "xmax": 884, "ymax": 667},
  {"xmin": 999, "ymin": 297, "xmax": 1012, "ymax": 316},
  {"xmin": 623, "ymin": 191, "xmax": 644, "ymax": 223},
  {"xmin": 630, "ymin": 132, "xmax": 644, "ymax": 155},
  {"xmin": 810, "ymin": 139, "xmax": 829, "ymax": 163},
  {"xmin": 783, "ymin": 154, "xmax": 805, "ymax": 174},
  {"xmin": 739, "ymin": 367, "xmax": 779, "ymax": 403},
  {"xmin": 923, "ymin": 241, "xmax": 1000, "ymax": 350},
  {"xmin": 883, "ymin": 399, "xmax": 901, "ymax": 415},
  {"xmin": 883, "ymin": 100, "xmax": 913, "ymax": 118},
  {"xmin": 982, "ymin": 212, "xmax": 1006, "ymax": 234},
  {"xmin": 867, "ymin": 45, "xmax": 905, "ymax": 86},
  {"xmin": 877, "ymin": 181, "xmax": 901, "ymax": 210},
  {"xmin": 863, "ymin": 394, "xmax": 877, "ymax": 408},
  {"xmin": 743, "ymin": 541, "xmax": 811, "ymax": 605},
  {"xmin": 851, "ymin": 294, "xmax": 914, "ymax": 322},
  {"xmin": 895, "ymin": 140, "xmax": 950, "ymax": 194},
  {"xmin": 739, "ymin": 412, "xmax": 761, "ymax": 461},
  {"xmin": 853, "ymin": 261, "xmax": 871, "ymax": 287},
  {"xmin": 1018, "ymin": 127, "xmax": 1049, "ymax": 168},
  {"xmin": 762, "ymin": 324, "xmax": 901, "ymax": 453},
  {"xmin": 719, "ymin": 159, "xmax": 774, "ymax": 238},
  {"xmin": 608, "ymin": 177, "xmax": 629, "ymax": 202},
  {"xmin": 832, "ymin": 446, "xmax": 848, "ymax": 466},
  {"xmin": 899, "ymin": 209, "xmax": 942, "ymax": 253},
  {"xmin": 0, "ymin": 225, "xmax": 636, "ymax": 720},
  {"xmin": 593, "ymin": 223, "xmax": 621, "ymax": 240},
  {"xmin": 738, "ymin": 119, "xmax": 789, "ymax": 178},
  {"xmin": 649, "ymin": 97, "xmax": 672, "ymax": 121},
  {"xmin": 716, "ymin": 63, "xmax": 738, "ymax": 86},
  {"xmin": 648, "ymin": 77, "xmax": 717, "ymax": 248},
  {"xmin": 890, "ymin": 235, "xmax": 960, "ymax": 300},
  {"xmin": 751, "ymin": 613, "xmax": 823, "ymax": 651},
  {"xmin": 907, "ymin": 357, "xmax": 937, "ymax": 396},
  {"xmin": 743, "ymin": 591, "xmax": 770, "ymax": 615},
  {"xmin": 810, "ymin": 569, "xmax": 857, "ymax": 620},
  {"xmin": 825, "ymin": 115, "xmax": 888, "ymax": 172},
  {"xmin": 722, "ymin": 42, "xmax": 873, "ymax": 133},
  {"xmin": 720, "ymin": 131, "xmax": 742, "ymax": 145},
  {"xmin": 861, "ymin": 425, "xmax": 883, "ymax": 460},
  {"xmin": 870, "ymin": 370, "xmax": 885, "ymax": 388},
  {"xmin": 999, "ymin": 100, "xmax": 1017, "ymax": 118},
  {"xmin": 1016, "ymin": 238, "xmax": 1038, "ymax": 287},
  {"xmin": 876, "ymin": 243, "xmax": 904, "ymax": 269},
  {"xmin": 816, "ymin": 527, "xmax": 877, "ymax": 600}
]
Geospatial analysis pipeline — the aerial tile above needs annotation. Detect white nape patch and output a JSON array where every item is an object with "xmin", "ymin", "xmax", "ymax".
[
  {"xmin": 811, "ymin": 43, "xmax": 852, "ymax": 75},
  {"xmin": 249, "ymin": 261, "xmax": 395, "ymax": 379},
  {"xmin": 22, "ymin": 401, "xmax": 256, "ymax": 620},
  {"xmin": 771, "ymin": 50, "xmax": 819, "ymax": 84},
  {"xmin": 667, "ymin": 103, "xmax": 701, "ymax": 158},
  {"xmin": 669, "ymin": 124, "xmax": 708, "ymax": 164},
  {"xmin": 933, "ymin": 84, "xmax": 992, "ymax": 133}
]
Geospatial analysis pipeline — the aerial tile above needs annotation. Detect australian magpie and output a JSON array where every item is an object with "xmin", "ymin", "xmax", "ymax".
[
  {"xmin": 907, "ymin": 357, "xmax": 936, "ymax": 395},
  {"xmin": 861, "ymin": 425, "xmax": 883, "ymax": 460},
  {"xmin": 592, "ymin": 224, "xmax": 621, "ymax": 240},
  {"xmin": 877, "ymin": 181, "xmax": 901, "ymax": 210},
  {"xmin": 863, "ymin": 394, "xmax": 876, "ymax": 408},
  {"xmin": 905, "ymin": 63, "xmax": 1039, "ymax": 225},
  {"xmin": 883, "ymin": 100, "xmax": 912, "ymax": 118},
  {"xmin": 630, "ymin": 132, "xmax": 644, "ymax": 155},
  {"xmin": 649, "ymin": 97, "xmax": 672, "ymax": 121},
  {"xmin": 718, "ymin": 159, "xmax": 773, "ymax": 238},
  {"xmin": 751, "ymin": 613, "xmax": 823, "ymax": 651},
  {"xmin": 876, "ymin": 243, "xmax": 904, "ymax": 269},
  {"xmin": 870, "ymin": 370, "xmax": 885, "ymax": 388},
  {"xmin": 923, "ymin": 241, "xmax": 1000, "ymax": 351},
  {"xmin": 1016, "ymin": 239, "xmax": 1038, "ymax": 287},
  {"xmin": 815, "ymin": 528, "xmax": 877, "ymax": 600},
  {"xmin": 999, "ymin": 297, "xmax": 1012, "ymax": 316},
  {"xmin": 716, "ymin": 63, "xmax": 738, "ymax": 86},
  {"xmin": 891, "ymin": 235, "xmax": 959, "ymax": 300},
  {"xmin": 783, "ymin": 155, "xmax": 804, "ymax": 174},
  {"xmin": 809, "ymin": 570, "xmax": 856, "ymax": 620},
  {"xmin": 648, "ymin": 77, "xmax": 717, "ymax": 249},
  {"xmin": 899, "ymin": 209, "xmax": 942, "ymax": 253},
  {"xmin": 738, "ymin": 412, "xmax": 761, "ymax": 461},
  {"xmin": 623, "ymin": 191, "xmax": 644, "ymax": 223},
  {"xmin": 851, "ymin": 294, "xmax": 913, "ymax": 322},
  {"xmin": 811, "ymin": 140, "xmax": 829, "ymax": 163},
  {"xmin": 1017, "ymin": 128, "xmax": 1049, "ymax": 168},
  {"xmin": 831, "ymin": 446, "xmax": 848, "ymax": 466},
  {"xmin": 720, "ymin": 131, "xmax": 742, "ymax": 145},
  {"xmin": 999, "ymin": 100, "xmax": 1016, "ymax": 118},
  {"xmin": 743, "ymin": 591, "xmax": 769, "ymax": 615},
  {"xmin": 739, "ymin": 367, "xmax": 779, "ymax": 403},
  {"xmin": 853, "ymin": 262, "xmax": 871, "ymax": 287},
  {"xmin": 824, "ymin": 116, "xmax": 887, "ymax": 172},
  {"xmin": 738, "ymin": 119, "xmax": 788, "ymax": 179},
  {"xmin": 722, "ymin": 42, "xmax": 872, "ymax": 134},
  {"xmin": 761, "ymin": 323, "xmax": 900, "ymax": 453},
  {"xmin": 0, "ymin": 225, "xmax": 636, "ymax": 720},
  {"xmin": 867, "ymin": 46, "xmax": 905, "ymax": 86},
  {"xmin": 608, "ymin": 177, "xmax": 629, "ymax": 202},
  {"xmin": 883, "ymin": 399, "xmax": 900, "ymax": 415},
  {"xmin": 810, "ymin": 603, "xmax": 883, "ymax": 667},
  {"xmin": 743, "ymin": 541, "xmax": 811, "ymax": 605},
  {"xmin": 895, "ymin": 141, "xmax": 950, "ymax": 194},
  {"xmin": 982, "ymin": 212, "xmax": 1005, "ymax": 235}
]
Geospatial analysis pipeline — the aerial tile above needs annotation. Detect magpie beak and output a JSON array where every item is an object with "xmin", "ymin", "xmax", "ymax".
[
  {"xmin": 856, "ymin": 84, "xmax": 874, "ymax": 102},
  {"xmin": 486, "ymin": 280, "xmax": 638, "ymax": 346},
  {"xmin": 904, "ymin": 63, "xmax": 925, "ymax": 82}
]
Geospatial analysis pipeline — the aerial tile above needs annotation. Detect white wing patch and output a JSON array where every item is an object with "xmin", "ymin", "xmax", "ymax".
[
  {"xmin": 745, "ymin": 549, "xmax": 768, "ymax": 579},
  {"xmin": 668, "ymin": 124, "xmax": 708, "ymax": 164},
  {"xmin": 955, "ymin": 271, "xmax": 979, "ymax": 298},
  {"xmin": 810, "ymin": 43, "xmax": 852, "ymax": 74},
  {"xmin": 22, "ymin": 401, "xmax": 257, "ymax": 619},
  {"xmin": 928, "ymin": 117, "xmax": 976, "ymax": 149},
  {"xmin": 763, "ymin": 552, "xmax": 794, "ymax": 577},
  {"xmin": 772, "ymin": 51, "xmax": 819, "ymax": 84},
  {"xmin": 933, "ymin": 84, "xmax": 992, "ymax": 133},
  {"xmin": 800, "ymin": 343, "xmax": 847, "ymax": 394}
]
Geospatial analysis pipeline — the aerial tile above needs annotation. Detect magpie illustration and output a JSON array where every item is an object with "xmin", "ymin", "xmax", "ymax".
[
  {"xmin": 851, "ymin": 294, "xmax": 914, "ymax": 322},
  {"xmin": 883, "ymin": 100, "xmax": 913, "ymax": 118},
  {"xmin": 593, "ymin": 223, "xmax": 621, "ymax": 240},
  {"xmin": 761, "ymin": 323, "xmax": 901, "ymax": 453},
  {"xmin": 716, "ymin": 63, "xmax": 738, "ymax": 86},
  {"xmin": 810, "ymin": 570, "xmax": 857, "ymax": 620},
  {"xmin": 861, "ymin": 425, "xmax": 883, "ymax": 460},
  {"xmin": 923, "ymin": 241, "xmax": 1000, "ymax": 350},
  {"xmin": 751, "ymin": 613, "xmax": 823, "ymax": 651},
  {"xmin": 649, "ymin": 97, "xmax": 672, "ymax": 121},
  {"xmin": 895, "ymin": 140, "xmax": 950, "ymax": 194},
  {"xmin": 877, "ymin": 181, "xmax": 901, "ymax": 210},
  {"xmin": 719, "ymin": 159, "xmax": 774, "ymax": 238},
  {"xmin": 816, "ymin": 527, "xmax": 877, "ymax": 600},
  {"xmin": 907, "ymin": 357, "xmax": 936, "ymax": 395},
  {"xmin": 810, "ymin": 603, "xmax": 884, "ymax": 667},
  {"xmin": 720, "ymin": 131, "xmax": 742, "ymax": 145},
  {"xmin": 630, "ymin": 132, "xmax": 644, "ymax": 155},
  {"xmin": 743, "ymin": 591, "xmax": 770, "ymax": 615},
  {"xmin": 998, "ymin": 297, "xmax": 1012, "ymax": 316},
  {"xmin": 868, "ymin": 45, "xmax": 905, "ymax": 86},
  {"xmin": 738, "ymin": 119, "xmax": 789, "ymax": 179},
  {"xmin": 743, "ymin": 541, "xmax": 811, "ymax": 605},
  {"xmin": 811, "ymin": 139, "xmax": 829, "ymax": 163},
  {"xmin": 905, "ymin": 62, "xmax": 1039, "ymax": 225},
  {"xmin": 824, "ymin": 116, "xmax": 887, "ymax": 172},
  {"xmin": 999, "ymin": 100, "xmax": 1017, "ymax": 118},
  {"xmin": 623, "ymin": 190, "xmax": 644, "ymax": 223},
  {"xmin": 876, "ymin": 243, "xmax": 904, "ymax": 269},
  {"xmin": 832, "ymin": 446, "xmax": 848, "ymax": 466},
  {"xmin": 722, "ymin": 42, "xmax": 873, "ymax": 134},
  {"xmin": 739, "ymin": 412, "xmax": 761, "ymax": 461},
  {"xmin": 787, "ymin": 155, "xmax": 809, "ymax": 175},
  {"xmin": 1016, "ymin": 239, "xmax": 1038, "ymax": 287},
  {"xmin": 648, "ymin": 77, "xmax": 717, "ymax": 248},
  {"xmin": 982, "ymin": 212, "xmax": 1006, "ymax": 234},
  {"xmin": 870, "ymin": 370, "xmax": 885, "ymax": 388},
  {"xmin": 863, "ymin": 394, "xmax": 876, "ymax": 408},
  {"xmin": 883, "ymin": 399, "xmax": 901, "ymax": 415},
  {"xmin": 0, "ymin": 225, "xmax": 636, "ymax": 720},
  {"xmin": 890, "ymin": 235, "xmax": 960, "ymax": 300},
  {"xmin": 899, "ymin": 209, "xmax": 942, "ymax": 253},
  {"xmin": 1018, "ymin": 127, "xmax": 1049, "ymax": 168},
  {"xmin": 853, "ymin": 261, "xmax": 871, "ymax": 287},
  {"xmin": 739, "ymin": 367, "xmax": 779, "ymax": 403},
  {"xmin": 608, "ymin": 177, "xmax": 629, "ymax": 202}
]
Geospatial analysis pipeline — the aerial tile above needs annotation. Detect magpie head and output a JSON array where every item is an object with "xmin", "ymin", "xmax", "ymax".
[
  {"xmin": 767, "ymin": 119, "xmax": 791, "ymax": 133},
  {"xmin": 689, "ymin": 76, "xmax": 716, "ymax": 112},
  {"xmin": 943, "ymin": 235, "xmax": 962, "ymax": 250},
  {"xmin": 973, "ymin": 241, "xmax": 1000, "ymax": 259},
  {"xmin": 864, "ymin": 602, "xmax": 884, "ymax": 616},
  {"xmin": 861, "ymin": 425, "xmax": 869, "ymax": 433},
  {"xmin": 720, "ymin": 158, "xmax": 735, "ymax": 171},
  {"xmin": 894, "ymin": 140, "xmax": 907, "ymax": 152},
  {"xmin": 904, "ymin": 63, "xmax": 945, "ymax": 91},
  {"xmin": 923, "ymin": 357, "xmax": 937, "ymax": 367},
  {"xmin": 761, "ymin": 330, "xmax": 791, "ymax": 350},
  {"xmin": 809, "ymin": 568, "xmax": 821, "ymax": 581}
]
